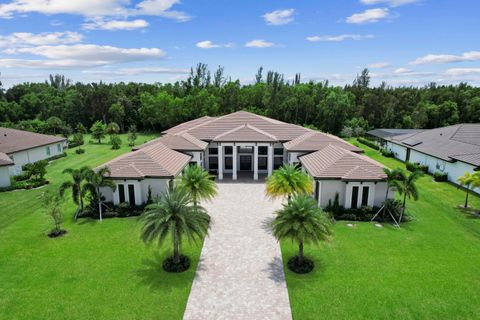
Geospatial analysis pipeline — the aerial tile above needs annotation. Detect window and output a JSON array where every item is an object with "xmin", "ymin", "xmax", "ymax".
[
  {"xmin": 209, "ymin": 157, "xmax": 218, "ymax": 170},
  {"xmin": 128, "ymin": 184, "xmax": 136, "ymax": 205},
  {"xmin": 224, "ymin": 157, "xmax": 233, "ymax": 170},
  {"xmin": 57, "ymin": 144, "xmax": 62, "ymax": 152},
  {"xmin": 45, "ymin": 146, "xmax": 51, "ymax": 156},
  {"xmin": 238, "ymin": 146, "xmax": 253, "ymax": 153},
  {"xmin": 274, "ymin": 148, "xmax": 283, "ymax": 155},
  {"xmin": 209, "ymin": 147, "xmax": 218, "ymax": 155},
  {"xmin": 118, "ymin": 184, "xmax": 125, "ymax": 203},
  {"xmin": 361, "ymin": 186, "xmax": 369, "ymax": 207},
  {"xmin": 258, "ymin": 157, "xmax": 267, "ymax": 170},
  {"xmin": 224, "ymin": 146, "xmax": 233, "ymax": 155},
  {"xmin": 258, "ymin": 146, "xmax": 268, "ymax": 155},
  {"xmin": 315, "ymin": 181, "xmax": 320, "ymax": 201},
  {"xmin": 274, "ymin": 157, "xmax": 283, "ymax": 169},
  {"xmin": 351, "ymin": 186, "xmax": 359, "ymax": 209}
]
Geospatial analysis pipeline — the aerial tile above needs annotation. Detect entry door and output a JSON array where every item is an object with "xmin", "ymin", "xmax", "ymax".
[{"xmin": 239, "ymin": 155, "xmax": 252, "ymax": 171}]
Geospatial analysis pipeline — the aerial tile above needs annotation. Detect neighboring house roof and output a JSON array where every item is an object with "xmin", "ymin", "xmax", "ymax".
[
  {"xmin": 0, "ymin": 152, "xmax": 14, "ymax": 166},
  {"xmin": 213, "ymin": 124, "xmax": 277, "ymax": 142},
  {"xmin": 387, "ymin": 124, "xmax": 480, "ymax": 167},
  {"xmin": 0, "ymin": 127, "xmax": 66, "ymax": 154},
  {"xmin": 299, "ymin": 144, "xmax": 386, "ymax": 181},
  {"xmin": 163, "ymin": 116, "xmax": 216, "ymax": 135},
  {"xmin": 283, "ymin": 131, "xmax": 362, "ymax": 153},
  {"xmin": 181, "ymin": 111, "xmax": 310, "ymax": 141},
  {"xmin": 99, "ymin": 142, "xmax": 191, "ymax": 179},
  {"xmin": 133, "ymin": 133, "xmax": 208, "ymax": 151},
  {"xmin": 366, "ymin": 128, "xmax": 425, "ymax": 139}
]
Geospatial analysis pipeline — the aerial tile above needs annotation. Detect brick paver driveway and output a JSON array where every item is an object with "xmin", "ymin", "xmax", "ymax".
[{"xmin": 183, "ymin": 182, "xmax": 292, "ymax": 320}]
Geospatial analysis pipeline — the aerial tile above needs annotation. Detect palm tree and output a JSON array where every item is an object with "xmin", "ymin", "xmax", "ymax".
[
  {"xmin": 140, "ymin": 186, "xmax": 210, "ymax": 270},
  {"xmin": 59, "ymin": 166, "xmax": 90, "ymax": 220},
  {"xmin": 458, "ymin": 172, "xmax": 474, "ymax": 208},
  {"xmin": 392, "ymin": 170, "xmax": 422, "ymax": 223},
  {"xmin": 266, "ymin": 164, "xmax": 313, "ymax": 201},
  {"xmin": 83, "ymin": 167, "xmax": 116, "ymax": 221},
  {"xmin": 271, "ymin": 194, "xmax": 332, "ymax": 272},
  {"xmin": 382, "ymin": 168, "xmax": 405, "ymax": 216},
  {"xmin": 177, "ymin": 165, "xmax": 218, "ymax": 209}
]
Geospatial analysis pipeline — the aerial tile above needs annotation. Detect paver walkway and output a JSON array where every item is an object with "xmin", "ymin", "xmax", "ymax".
[{"xmin": 183, "ymin": 182, "xmax": 292, "ymax": 320}]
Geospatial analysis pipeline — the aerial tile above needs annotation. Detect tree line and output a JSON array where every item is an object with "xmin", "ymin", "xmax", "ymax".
[{"xmin": 1, "ymin": 65, "xmax": 479, "ymax": 136}]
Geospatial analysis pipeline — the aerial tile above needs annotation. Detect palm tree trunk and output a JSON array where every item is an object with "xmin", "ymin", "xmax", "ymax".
[
  {"xmin": 465, "ymin": 189, "xmax": 469, "ymax": 208},
  {"xmin": 382, "ymin": 187, "xmax": 390, "ymax": 219},
  {"xmin": 173, "ymin": 232, "xmax": 180, "ymax": 264},
  {"xmin": 298, "ymin": 241, "xmax": 304, "ymax": 264},
  {"xmin": 400, "ymin": 193, "xmax": 407, "ymax": 223},
  {"xmin": 97, "ymin": 188, "xmax": 102, "ymax": 221}
]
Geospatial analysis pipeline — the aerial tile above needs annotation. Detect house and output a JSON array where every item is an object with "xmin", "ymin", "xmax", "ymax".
[
  {"xmin": 366, "ymin": 128, "xmax": 425, "ymax": 148},
  {"xmin": 0, "ymin": 127, "xmax": 67, "ymax": 187},
  {"xmin": 99, "ymin": 111, "xmax": 392, "ymax": 209},
  {"xmin": 382, "ymin": 124, "xmax": 480, "ymax": 193}
]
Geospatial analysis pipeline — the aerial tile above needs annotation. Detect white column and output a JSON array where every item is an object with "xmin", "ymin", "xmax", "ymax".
[
  {"xmin": 267, "ymin": 144, "xmax": 273, "ymax": 177},
  {"xmin": 253, "ymin": 145, "xmax": 258, "ymax": 180},
  {"xmin": 218, "ymin": 144, "xmax": 223, "ymax": 180},
  {"xmin": 232, "ymin": 145, "xmax": 237, "ymax": 180}
]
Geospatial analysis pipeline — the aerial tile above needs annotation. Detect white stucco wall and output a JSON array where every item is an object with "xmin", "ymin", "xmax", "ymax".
[
  {"xmin": 287, "ymin": 152, "xmax": 306, "ymax": 164},
  {"xmin": 8, "ymin": 141, "xmax": 65, "ymax": 176},
  {"xmin": 0, "ymin": 166, "xmax": 11, "ymax": 187},
  {"xmin": 101, "ymin": 178, "xmax": 170, "ymax": 206},
  {"xmin": 183, "ymin": 151, "xmax": 203, "ymax": 167},
  {"xmin": 386, "ymin": 141, "xmax": 407, "ymax": 162}
]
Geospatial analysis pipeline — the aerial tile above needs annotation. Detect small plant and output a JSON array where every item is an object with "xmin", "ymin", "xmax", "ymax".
[
  {"xmin": 433, "ymin": 171, "xmax": 448, "ymax": 182},
  {"xmin": 106, "ymin": 122, "xmax": 120, "ymax": 135},
  {"xmin": 128, "ymin": 125, "xmax": 137, "ymax": 147},
  {"xmin": 75, "ymin": 148, "xmax": 85, "ymax": 154},
  {"xmin": 109, "ymin": 134, "xmax": 122, "ymax": 150},
  {"xmin": 41, "ymin": 191, "xmax": 67, "ymax": 238},
  {"xmin": 146, "ymin": 185, "xmax": 153, "ymax": 205}
]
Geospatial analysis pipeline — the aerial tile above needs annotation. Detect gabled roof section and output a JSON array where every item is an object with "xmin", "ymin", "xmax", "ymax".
[
  {"xmin": 0, "ymin": 152, "xmax": 13, "ymax": 166},
  {"xmin": 213, "ymin": 124, "xmax": 277, "ymax": 142},
  {"xmin": 99, "ymin": 142, "xmax": 191, "ymax": 179},
  {"xmin": 283, "ymin": 131, "xmax": 362, "ymax": 153},
  {"xmin": 0, "ymin": 127, "xmax": 66, "ymax": 154},
  {"xmin": 162, "ymin": 116, "xmax": 216, "ymax": 135},
  {"xmin": 367, "ymin": 128, "xmax": 425, "ymax": 139},
  {"xmin": 133, "ymin": 133, "xmax": 208, "ymax": 151},
  {"xmin": 388, "ymin": 124, "xmax": 480, "ymax": 166},
  {"xmin": 299, "ymin": 144, "xmax": 386, "ymax": 181}
]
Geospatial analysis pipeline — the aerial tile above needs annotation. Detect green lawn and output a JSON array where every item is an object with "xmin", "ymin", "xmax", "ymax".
[
  {"xmin": 0, "ymin": 134, "xmax": 203, "ymax": 319},
  {"xmin": 282, "ymin": 139, "xmax": 480, "ymax": 319}
]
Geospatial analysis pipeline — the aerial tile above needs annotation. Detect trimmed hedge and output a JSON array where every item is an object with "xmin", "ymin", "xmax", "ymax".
[
  {"xmin": 433, "ymin": 171, "xmax": 448, "ymax": 182},
  {"xmin": 357, "ymin": 137, "xmax": 380, "ymax": 150},
  {"xmin": 47, "ymin": 152, "xmax": 67, "ymax": 161},
  {"xmin": 406, "ymin": 161, "xmax": 429, "ymax": 173},
  {"xmin": 0, "ymin": 179, "xmax": 49, "ymax": 192}
]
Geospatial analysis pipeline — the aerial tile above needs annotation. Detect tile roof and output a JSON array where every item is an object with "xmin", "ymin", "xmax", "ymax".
[
  {"xmin": 299, "ymin": 144, "xmax": 386, "ymax": 181},
  {"xmin": 162, "ymin": 116, "xmax": 216, "ymax": 135},
  {"xmin": 133, "ymin": 133, "xmax": 208, "ymax": 151},
  {"xmin": 99, "ymin": 142, "xmax": 191, "ymax": 179},
  {"xmin": 283, "ymin": 131, "xmax": 362, "ymax": 152},
  {"xmin": 388, "ymin": 124, "xmax": 480, "ymax": 167},
  {"xmin": 367, "ymin": 128, "xmax": 425, "ymax": 139},
  {"xmin": 0, "ymin": 127, "xmax": 66, "ymax": 154},
  {"xmin": 0, "ymin": 152, "xmax": 13, "ymax": 166},
  {"xmin": 213, "ymin": 124, "xmax": 277, "ymax": 142}
]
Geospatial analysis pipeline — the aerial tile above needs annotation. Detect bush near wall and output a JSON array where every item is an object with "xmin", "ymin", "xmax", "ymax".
[
  {"xmin": 433, "ymin": 171, "xmax": 448, "ymax": 182},
  {"xmin": 357, "ymin": 137, "xmax": 380, "ymax": 150},
  {"xmin": 0, "ymin": 179, "xmax": 49, "ymax": 192},
  {"xmin": 380, "ymin": 148, "xmax": 394, "ymax": 157},
  {"xmin": 406, "ymin": 161, "xmax": 429, "ymax": 173}
]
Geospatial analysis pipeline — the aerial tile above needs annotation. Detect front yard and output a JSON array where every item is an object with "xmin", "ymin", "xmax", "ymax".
[
  {"xmin": 282, "ymin": 140, "xmax": 480, "ymax": 319},
  {"xmin": 0, "ymin": 134, "xmax": 203, "ymax": 319}
]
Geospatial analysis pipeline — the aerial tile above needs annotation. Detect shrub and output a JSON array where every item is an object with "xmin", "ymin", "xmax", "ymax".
[
  {"xmin": 433, "ymin": 171, "xmax": 448, "ymax": 182},
  {"xmin": 47, "ymin": 152, "xmax": 67, "ymax": 161},
  {"xmin": 13, "ymin": 172, "xmax": 31, "ymax": 182},
  {"xmin": 380, "ymin": 148, "xmax": 394, "ymax": 157},
  {"xmin": 109, "ymin": 134, "xmax": 122, "ymax": 150},
  {"xmin": 75, "ymin": 148, "xmax": 85, "ymax": 154},
  {"xmin": 325, "ymin": 199, "xmax": 407, "ymax": 223},
  {"xmin": 406, "ymin": 162, "xmax": 428, "ymax": 173},
  {"xmin": 357, "ymin": 137, "xmax": 380, "ymax": 150}
]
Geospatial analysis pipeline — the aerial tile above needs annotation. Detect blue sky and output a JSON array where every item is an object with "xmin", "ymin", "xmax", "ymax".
[{"xmin": 0, "ymin": 0, "xmax": 479, "ymax": 87}]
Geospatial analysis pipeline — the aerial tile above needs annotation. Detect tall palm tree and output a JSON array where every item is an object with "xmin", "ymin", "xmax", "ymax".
[
  {"xmin": 266, "ymin": 164, "xmax": 313, "ymax": 201},
  {"xmin": 140, "ymin": 186, "xmax": 210, "ymax": 269},
  {"xmin": 177, "ymin": 165, "xmax": 218, "ymax": 209},
  {"xmin": 83, "ymin": 167, "xmax": 116, "ymax": 221},
  {"xmin": 59, "ymin": 166, "xmax": 90, "ymax": 220},
  {"xmin": 271, "ymin": 194, "xmax": 332, "ymax": 271},
  {"xmin": 458, "ymin": 172, "xmax": 474, "ymax": 208},
  {"xmin": 392, "ymin": 170, "xmax": 422, "ymax": 223}
]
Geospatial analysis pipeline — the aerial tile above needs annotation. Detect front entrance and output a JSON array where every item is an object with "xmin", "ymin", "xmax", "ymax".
[{"xmin": 239, "ymin": 155, "xmax": 252, "ymax": 171}]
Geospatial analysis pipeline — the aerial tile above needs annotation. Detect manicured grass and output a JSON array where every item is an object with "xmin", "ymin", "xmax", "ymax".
[
  {"xmin": 282, "ymin": 139, "xmax": 480, "ymax": 319},
  {"xmin": 0, "ymin": 134, "xmax": 204, "ymax": 319}
]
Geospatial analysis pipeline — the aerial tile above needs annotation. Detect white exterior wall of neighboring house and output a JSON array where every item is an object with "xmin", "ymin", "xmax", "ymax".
[
  {"xmin": 101, "ymin": 178, "xmax": 171, "ymax": 206},
  {"xmin": 8, "ymin": 141, "xmax": 65, "ymax": 176},
  {"xmin": 0, "ymin": 166, "xmax": 11, "ymax": 187},
  {"xmin": 184, "ymin": 151, "xmax": 203, "ymax": 167},
  {"xmin": 385, "ymin": 141, "xmax": 407, "ymax": 162},
  {"xmin": 287, "ymin": 152, "xmax": 306, "ymax": 164}
]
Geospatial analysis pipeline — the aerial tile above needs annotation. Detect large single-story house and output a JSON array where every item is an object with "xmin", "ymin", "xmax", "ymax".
[
  {"xmin": 381, "ymin": 124, "xmax": 480, "ymax": 193},
  {"xmin": 0, "ymin": 127, "xmax": 67, "ymax": 187},
  {"xmin": 99, "ymin": 111, "xmax": 392, "ymax": 209}
]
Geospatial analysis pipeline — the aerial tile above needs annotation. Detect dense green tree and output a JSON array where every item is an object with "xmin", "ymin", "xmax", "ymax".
[{"xmin": 90, "ymin": 120, "xmax": 106, "ymax": 143}]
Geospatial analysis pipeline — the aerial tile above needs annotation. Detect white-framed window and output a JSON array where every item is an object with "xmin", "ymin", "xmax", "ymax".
[
  {"xmin": 45, "ymin": 146, "xmax": 51, "ymax": 156},
  {"xmin": 57, "ymin": 144, "xmax": 62, "ymax": 152}
]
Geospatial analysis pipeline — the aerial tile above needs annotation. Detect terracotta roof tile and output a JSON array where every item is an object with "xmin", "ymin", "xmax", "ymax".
[
  {"xmin": 0, "ymin": 152, "xmax": 13, "ymax": 166},
  {"xmin": 213, "ymin": 124, "xmax": 277, "ymax": 142},
  {"xmin": 0, "ymin": 127, "xmax": 66, "ymax": 154},
  {"xmin": 133, "ymin": 133, "xmax": 208, "ymax": 151},
  {"xmin": 283, "ymin": 131, "xmax": 362, "ymax": 152}
]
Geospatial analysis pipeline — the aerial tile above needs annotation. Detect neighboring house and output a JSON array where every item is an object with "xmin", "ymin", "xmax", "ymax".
[
  {"xmin": 366, "ymin": 128, "xmax": 425, "ymax": 147},
  {"xmin": 0, "ymin": 153, "xmax": 14, "ymax": 187},
  {"xmin": 0, "ymin": 127, "xmax": 67, "ymax": 186},
  {"xmin": 382, "ymin": 124, "xmax": 480, "ymax": 193},
  {"xmin": 99, "ymin": 111, "xmax": 392, "ymax": 209}
]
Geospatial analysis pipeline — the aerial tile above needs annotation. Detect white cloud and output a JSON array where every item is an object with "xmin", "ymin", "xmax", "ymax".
[
  {"xmin": 306, "ymin": 34, "xmax": 374, "ymax": 42},
  {"xmin": 0, "ymin": 58, "xmax": 106, "ymax": 69},
  {"xmin": 346, "ymin": 8, "xmax": 390, "ymax": 24},
  {"xmin": 444, "ymin": 68, "xmax": 480, "ymax": 76},
  {"xmin": 196, "ymin": 40, "xmax": 233, "ymax": 49},
  {"xmin": 368, "ymin": 62, "xmax": 391, "ymax": 68},
  {"xmin": 0, "ymin": 0, "xmax": 191, "ymax": 22},
  {"xmin": 0, "ymin": 31, "xmax": 82, "ymax": 47},
  {"xmin": 245, "ymin": 39, "xmax": 275, "ymax": 48},
  {"xmin": 409, "ymin": 51, "xmax": 480, "ymax": 65},
  {"xmin": 360, "ymin": 0, "xmax": 420, "ymax": 7},
  {"xmin": 394, "ymin": 67, "xmax": 411, "ymax": 74},
  {"xmin": 82, "ymin": 67, "xmax": 189, "ymax": 76},
  {"xmin": 263, "ymin": 9, "xmax": 295, "ymax": 25},
  {"xmin": 82, "ymin": 19, "xmax": 149, "ymax": 31}
]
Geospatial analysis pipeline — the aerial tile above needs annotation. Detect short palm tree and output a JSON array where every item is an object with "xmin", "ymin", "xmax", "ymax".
[
  {"xmin": 140, "ymin": 186, "xmax": 210, "ymax": 272},
  {"xmin": 266, "ymin": 164, "xmax": 313, "ymax": 201},
  {"xmin": 177, "ymin": 165, "xmax": 218, "ymax": 209},
  {"xmin": 59, "ymin": 166, "xmax": 90, "ymax": 220},
  {"xmin": 271, "ymin": 193, "xmax": 332, "ymax": 273},
  {"xmin": 83, "ymin": 167, "xmax": 116, "ymax": 221},
  {"xmin": 392, "ymin": 170, "xmax": 422, "ymax": 223},
  {"xmin": 458, "ymin": 172, "xmax": 474, "ymax": 208},
  {"xmin": 382, "ymin": 168, "xmax": 405, "ymax": 216}
]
